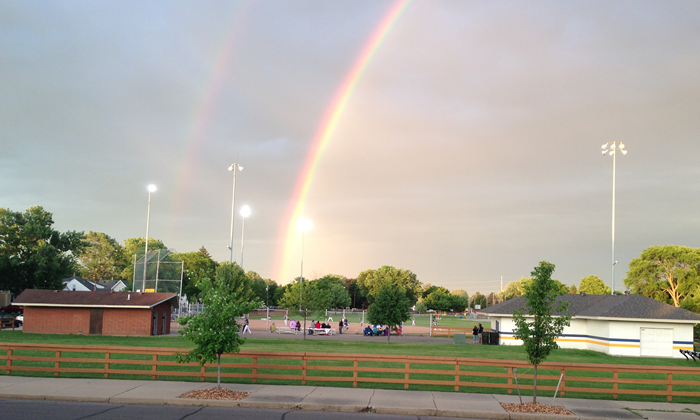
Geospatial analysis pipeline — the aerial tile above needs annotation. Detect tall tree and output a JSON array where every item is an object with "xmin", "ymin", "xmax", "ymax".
[
  {"xmin": 174, "ymin": 247, "xmax": 218, "ymax": 301},
  {"xmin": 77, "ymin": 231, "xmax": 128, "ymax": 281},
  {"xmin": 578, "ymin": 275, "xmax": 611, "ymax": 295},
  {"xmin": 367, "ymin": 283, "xmax": 411, "ymax": 344},
  {"xmin": 278, "ymin": 280, "xmax": 331, "ymax": 340},
  {"xmin": 247, "ymin": 271, "xmax": 278, "ymax": 307},
  {"xmin": 498, "ymin": 277, "xmax": 533, "ymax": 301},
  {"xmin": 176, "ymin": 275, "xmax": 260, "ymax": 387},
  {"xmin": 424, "ymin": 288, "xmax": 452, "ymax": 311},
  {"xmin": 214, "ymin": 262, "xmax": 257, "ymax": 306},
  {"xmin": 512, "ymin": 261, "xmax": 571, "ymax": 404},
  {"xmin": 356, "ymin": 266, "xmax": 422, "ymax": 305},
  {"xmin": 624, "ymin": 245, "xmax": 700, "ymax": 307},
  {"xmin": 0, "ymin": 206, "xmax": 85, "ymax": 295},
  {"xmin": 471, "ymin": 292, "xmax": 487, "ymax": 309}
]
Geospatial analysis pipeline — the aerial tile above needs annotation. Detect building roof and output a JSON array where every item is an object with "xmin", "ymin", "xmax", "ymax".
[
  {"xmin": 63, "ymin": 276, "xmax": 106, "ymax": 291},
  {"xmin": 480, "ymin": 293, "xmax": 700, "ymax": 322},
  {"xmin": 13, "ymin": 289, "xmax": 178, "ymax": 309}
]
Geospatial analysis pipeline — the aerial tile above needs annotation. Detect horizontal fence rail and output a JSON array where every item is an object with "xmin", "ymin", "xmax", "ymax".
[{"xmin": 1, "ymin": 343, "xmax": 699, "ymax": 402}]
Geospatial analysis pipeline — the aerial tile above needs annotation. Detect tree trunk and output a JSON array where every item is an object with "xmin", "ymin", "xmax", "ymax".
[
  {"xmin": 217, "ymin": 354, "xmax": 221, "ymax": 388},
  {"xmin": 303, "ymin": 316, "xmax": 307, "ymax": 340},
  {"xmin": 387, "ymin": 326, "xmax": 391, "ymax": 344},
  {"xmin": 533, "ymin": 363, "xmax": 538, "ymax": 404}
]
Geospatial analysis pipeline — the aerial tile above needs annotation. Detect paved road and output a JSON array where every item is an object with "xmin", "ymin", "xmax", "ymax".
[{"xmin": 0, "ymin": 399, "xmax": 481, "ymax": 420}]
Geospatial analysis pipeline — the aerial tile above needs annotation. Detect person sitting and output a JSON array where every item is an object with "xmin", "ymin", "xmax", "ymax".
[
  {"xmin": 363, "ymin": 326, "xmax": 372, "ymax": 336},
  {"xmin": 383, "ymin": 326, "xmax": 390, "ymax": 336},
  {"xmin": 315, "ymin": 320, "xmax": 321, "ymax": 329},
  {"xmin": 270, "ymin": 323, "xmax": 277, "ymax": 333},
  {"xmin": 372, "ymin": 325, "xmax": 378, "ymax": 336}
]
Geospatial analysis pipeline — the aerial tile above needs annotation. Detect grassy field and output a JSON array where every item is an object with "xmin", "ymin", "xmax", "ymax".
[{"xmin": 2, "ymin": 331, "xmax": 699, "ymax": 403}]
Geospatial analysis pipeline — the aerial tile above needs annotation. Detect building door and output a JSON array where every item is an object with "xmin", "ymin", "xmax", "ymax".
[
  {"xmin": 152, "ymin": 311, "xmax": 158, "ymax": 335},
  {"xmin": 640, "ymin": 327, "xmax": 673, "ymax": 357},
  {"xmin": 89, "ymin": 309, "xmax": 103, "ymax": 335}
]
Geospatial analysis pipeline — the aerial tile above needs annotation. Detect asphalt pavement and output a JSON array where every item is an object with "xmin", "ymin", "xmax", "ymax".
[{"xmin": 0, "ymin": 375, "xmax": 699, "ymax": 419}]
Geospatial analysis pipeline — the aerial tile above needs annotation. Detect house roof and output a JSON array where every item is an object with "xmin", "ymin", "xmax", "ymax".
[
  {"xmin": 97, "ymin": 280, "xmax": 125, "ymax": 290},
  {"xmin": 480, "ymin": 293, "xmax": 700, "ymax": 322},
  {"xmin": 63, "ymin": 276, "xmax": 106, "ymax": 291},
  {"xmin": 13, "ymin": 289, "xmax": 178, "ymax": 309}
]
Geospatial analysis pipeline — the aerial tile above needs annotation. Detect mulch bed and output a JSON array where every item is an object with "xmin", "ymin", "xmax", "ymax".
[
  {"xmin": 500, "ymin": 402, "xmax": 575, "ymax": 415},
  {"xmin": 179, "ymin": 388, "xmax": 250, "ymax": 400}
]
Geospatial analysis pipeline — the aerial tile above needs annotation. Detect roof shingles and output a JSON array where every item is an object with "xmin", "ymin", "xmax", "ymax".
[{"xmin": 13, "ymin": 289, "xmax": 178, "ymax": 309}]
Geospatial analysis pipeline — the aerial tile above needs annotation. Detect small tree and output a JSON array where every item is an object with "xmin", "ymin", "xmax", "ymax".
[
  {"xmin": 176, "ymin": 269, "xmax": 260, "ymax": 387},
  {"xmin": 512, "ymin": 261, "xmax": 571, "ymax": 404},
  {"xmin": 278, "ymin": 280, "xmax": 331, "ymax": 340},
  {"xmin": 578, "ymin": 275, "xmax": 611, "ymax": 295},
  {"xmin": 367, "ymin": 284, "xmax": 411, "ymax": 344}
]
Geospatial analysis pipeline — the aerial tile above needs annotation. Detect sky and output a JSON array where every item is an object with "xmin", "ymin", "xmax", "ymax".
[{"xmin": 2, "ymin": 0, "xmax": 700, "ymax": 295}]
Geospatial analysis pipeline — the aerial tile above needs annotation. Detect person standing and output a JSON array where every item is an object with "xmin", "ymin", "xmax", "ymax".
[
  {"xmin": 344, "ymin": 317, "xmax": 349, "ymax": 332},
  {"xmin": 338, "ymin": 319, "xmax": 343, "ymax": 334},
  {"xmin": 472, "ymin": 325, "xmax": 478, "ymax": 343},
  {"xmin": 284, "ymin": 313, "xmax": 288, "ymax": 326},
  {"xmin": 477, "ymin": 323, "xmax": 483, "ymax": 344},
  {"xmin": 242, "ymin": 316, "xmax": 252, "ymax": 335},
  {"xmin": 412, "ymin": 316, "xmax": 415, "ymax": 326}
]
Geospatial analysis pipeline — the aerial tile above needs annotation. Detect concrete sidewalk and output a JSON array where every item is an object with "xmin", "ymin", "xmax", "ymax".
[{"xmin": 0, "ymin": 375, "xmax": 698, "ymax": 419}]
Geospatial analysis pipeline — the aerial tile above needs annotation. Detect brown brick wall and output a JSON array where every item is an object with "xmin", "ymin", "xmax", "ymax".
[{"xmin": 23, "ymin": 303, "xmax": 173, "ymax": 336}]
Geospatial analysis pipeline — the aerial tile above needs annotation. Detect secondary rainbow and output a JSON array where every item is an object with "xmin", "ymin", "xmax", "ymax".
[{"xmin": 273, "ymin": 0, "xmax": 412, "ymax": 283}]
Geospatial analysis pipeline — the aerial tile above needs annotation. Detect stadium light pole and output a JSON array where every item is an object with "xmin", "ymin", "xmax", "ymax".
[
  {"xmin": 239, "ymin": 205, "xmax": 251, "ymax": 269},
  {"xmin": 297, "ymin": 218, "xmax": 312, "ymax": 334},
  {"xmin": 227, "ymin": 163, "xmax": 243, "ymax": 264},
  {"xmin": 601, "ymin": 142, "xmax": 627, "ymax": 295},
  {"xmin": 142, "ymin": 184, "xmax": 157, "ymax": 293}
]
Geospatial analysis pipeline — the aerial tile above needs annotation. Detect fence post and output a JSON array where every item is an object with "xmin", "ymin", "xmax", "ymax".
[
  {"xmin": 104, "ymin": 352, "xmax": 110, "ymax": 378},
  {"xmin": 667, "ymin": 373, "xmax": 673, "ymax": 402},
  {"xmin": 55, "ymin": 351, "xmax": 61, "ymax": 377},
  {"xmin": 353, "ymin": 359, "xmax": 358, "ymax": 388},
  {"xmin": 302, "ymin": 356, "xmax": 307, "ymax": 385},
  {"xmin": 454, "ymin": 361, "xmax": 460, "ymax": 392},
  {"xmin": 613, "ymin": 371, "xmax": 618, "ymax": 399},
  {"xmin": 404, "ymin": 361, "xmax": 410, "ymax": 390},
  {"xmin": 560, "ymin": 368, "xmax": 565, "ymax": 397},
  {"xmin": 507, "ymin": 367, "xmax": 513, "ymax": 394},
  {"xmin": 6, "ymin": 349, "xmax": 12, "ymax": 375},
  {"xmin": 252, "ymin": 357, "xmax": 257, "ymax": 383},
  {"xmin": 151, "ymin": 354, "xmax": 158, "ymax": 380}
]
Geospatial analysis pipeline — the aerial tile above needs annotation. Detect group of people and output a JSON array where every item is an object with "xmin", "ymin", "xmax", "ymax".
[
  {"xmin": 472, "ymin": 323, "xmax": 484, "ymax": 343},
  {"xmin": 363, "ymin": 324, "xmax": 401, "ymax": 336}
]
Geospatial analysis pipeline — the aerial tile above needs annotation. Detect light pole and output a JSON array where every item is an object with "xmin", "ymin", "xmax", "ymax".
[
  {"xmin": 601, "ymin": 142, "xmax": 627, "ymax": 295},
  {"xmin": 266, "ymin": 284, "xmax": 269, "ymax": 332},
  {"xmin": 297, "ymin": 218, "xmax": 312, "ymax": 336},
  {"xmin": 239, "ymin": 205, "xmax": 251, "ymax": 269},
  {"xmin": 227, "ymin": 163, "xmax": 243, "ymax": 264},
  {"xmin": 142, "ymin": 184, "xmax": 157, "ymax": 293}
]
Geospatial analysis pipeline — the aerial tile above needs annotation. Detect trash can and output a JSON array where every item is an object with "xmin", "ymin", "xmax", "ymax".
[
  {"xmin": 482, "ymin": 331, "xmax": 490, "ymax": 345},
  {"xmin": 490, "ymin": 331, "xmax": 499, "ymax": 345}
]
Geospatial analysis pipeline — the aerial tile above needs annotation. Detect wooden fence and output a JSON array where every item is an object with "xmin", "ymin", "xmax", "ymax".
[{"xmin": 1, "ymin": 343, "xmax": 699, "ymax": 402}]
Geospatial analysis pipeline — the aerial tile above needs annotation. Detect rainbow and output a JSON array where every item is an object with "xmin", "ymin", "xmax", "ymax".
[{"xmin": 273, "ymin": 0, "xmax": 412, "ymax": 283}]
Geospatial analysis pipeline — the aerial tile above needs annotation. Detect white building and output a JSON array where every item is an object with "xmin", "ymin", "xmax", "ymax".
[
  {"xmin": 63, "ymin": 276, "xmax": 127, "ymax": 292},
  {"xmin": 480, "ymin": 293, "xmax": 700, "ymax": 359}
]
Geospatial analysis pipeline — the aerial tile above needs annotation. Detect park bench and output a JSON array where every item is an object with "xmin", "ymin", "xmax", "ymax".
[
  {"xmin": 310, "ymin": 328, "xmax": 336, "ymax": 335},
  {"xmin": 680, "ymin": 349, "xmax": 700, "ymax": 361}
]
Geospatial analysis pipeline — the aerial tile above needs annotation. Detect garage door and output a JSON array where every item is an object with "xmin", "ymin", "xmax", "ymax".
[{"xmin": 640, "ymin": 328, "xmax": 673, "ymax": 357}]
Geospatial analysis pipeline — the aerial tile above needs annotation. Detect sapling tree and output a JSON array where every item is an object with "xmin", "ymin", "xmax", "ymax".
[
  {"xmin": 512, "ymin": 261, "xmax": 571, "ymax": 404},
  {"xmin": 367, "ymin": 283, "xmax": 411, "ymax": 344},
  {"xmin": 176, "ymin": 264, "xmax": 260, "ymax": 387}
]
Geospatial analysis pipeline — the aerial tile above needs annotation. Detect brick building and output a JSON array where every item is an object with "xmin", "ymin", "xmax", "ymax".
[{"xmin": 13, "ymin": 289, "xmax": 178, "ymax": 336}]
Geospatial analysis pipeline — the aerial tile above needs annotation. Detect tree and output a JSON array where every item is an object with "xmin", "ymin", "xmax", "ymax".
[
  {"xmin": 175, "ymin": 275, "xmax": 260, "ymax": 387},
  {"xmin": 278, "ymin": 280, "xmax": 331, "ymax": 340},
  {"xmin": 313, "ymin": 274, "xmax": 351, "ymax": 309},
  {"xmin": 414, "ymin": 299, "xmax": 427, "ymax": 313},
  {"xmin": 498, "ymin": 277, "xmax": 533, "ymax": 301},
  {"xmin": 174, "ymin": 247, "xmax": 218, "ymax": 301},
  {"xmin": 471, "ymin": 292, "xmax": 487, "ymax": 309},
  {"xmin": 424, "ymin": 288, "xmax": 452, "ymax": 311},
  {"xmin": 512, "ymin": 261, "xmax": 571, "ymax": 404},
  {"xmin": 214, "ymin": 262, "xmax": 257, "ymax": 306},
  {"xmin": 367, "ymin": 283, "xmax": 411, "ymax": 344},
  {"xmin": 578, "ymin": 275, "xmax": 611, "ymax": 295},
  {"xmin": 76, "ymin": 231, "xmax": 128, "ymax": 281},
  {"xmin": 121, "ymin": 237, "xmax": 168, "ymax": 284},
  {"xmin": 246, "ymin": 271, "xmax": 278, "ymax": 307},
  {"xmin": 356, "ymin": 266, "xmax": 422, "ymax": 305},
  {"xmin": 0, "ymin": 206, "xmax": 85, "ymax": 295},
  {"xmin": 569, "ymin": 284, "xmax": 578, "ymax": 294},
  {"xmin": 624, "ymin": 245, "xmax": 700, "ymax": 307}
]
